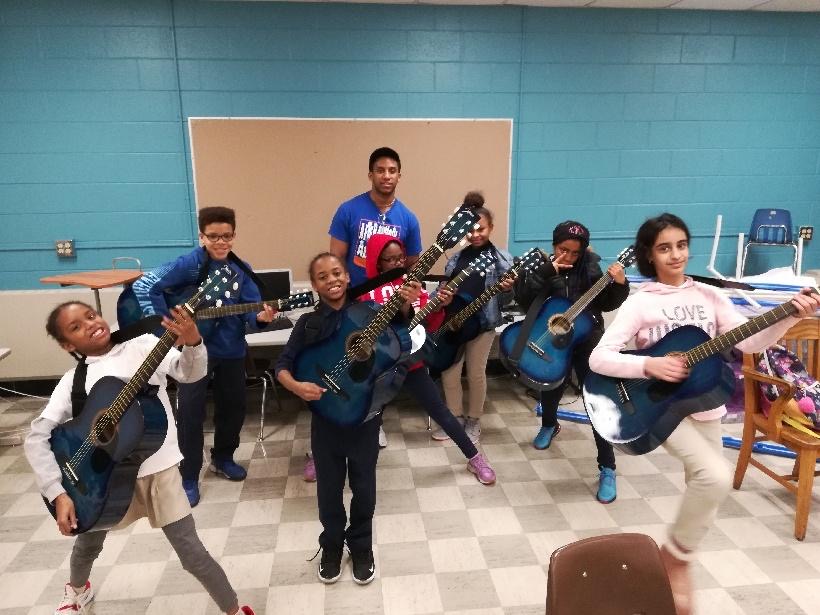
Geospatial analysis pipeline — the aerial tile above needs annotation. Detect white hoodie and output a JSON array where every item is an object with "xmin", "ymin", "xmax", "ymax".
[{"xmin": 588, "ymin": 277, "xmax": 800, "ymax": 420}]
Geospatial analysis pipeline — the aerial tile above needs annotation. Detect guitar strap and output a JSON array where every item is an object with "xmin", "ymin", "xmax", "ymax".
[
  {"xmin": 70, "ymin": 358, "xmax": 88, "ymax": 418},
  {"xmin": 69, "ymin": 317, "xmax": 164, "ymax": 418},
  {"xmin": 347, "ymin": 267, "xmax": 407, "ymax": 299},
  {"xmin": 506, "ymin": 288, "xmax": 550, "ymax": 368}
]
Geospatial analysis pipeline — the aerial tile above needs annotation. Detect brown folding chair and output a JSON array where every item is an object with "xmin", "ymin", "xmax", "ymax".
[{"xmin": 546, "ymin": 533, "xmax": 676, "ymax": 615}]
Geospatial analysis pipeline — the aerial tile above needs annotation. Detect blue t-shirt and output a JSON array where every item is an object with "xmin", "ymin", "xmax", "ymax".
[{"xmin": 328, "ymin": 192, "xmax": 422, "ymax": 286}]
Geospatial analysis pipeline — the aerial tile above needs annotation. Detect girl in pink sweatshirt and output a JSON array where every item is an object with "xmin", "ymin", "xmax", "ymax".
[{"xmin": 588, "ymin": 213, "xmax": 818, "ymax": 615}]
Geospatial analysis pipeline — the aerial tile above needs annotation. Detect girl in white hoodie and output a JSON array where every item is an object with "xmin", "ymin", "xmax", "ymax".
[{"xmin": 588, "ymin": 213, "xmax": 818, "ymax": 615}]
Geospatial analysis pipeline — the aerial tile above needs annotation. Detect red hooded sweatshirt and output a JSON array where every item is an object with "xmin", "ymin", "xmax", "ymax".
[{"xmin": 358, "ymin": 233, "xmax": 445, "ymax": 371}]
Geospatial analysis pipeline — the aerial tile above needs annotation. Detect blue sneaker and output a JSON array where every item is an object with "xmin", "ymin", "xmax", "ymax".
[
  {"xmin": 182, "ymin": 479, "xmax": 200, "ymax": 507},
  {"xmin": 209, "ymin": 458, "xmax": 247, "ymax": 481},
  {"xmin": 597, "ymin": 467, "xmax": 617, "ymax": 504},
  {"xmin": 533, "ymin": 423, "xmax": 561, "ymax": 450},
  {"xmin": 533, "ymin": 402, "xmax": 543, "ymax": 417}
]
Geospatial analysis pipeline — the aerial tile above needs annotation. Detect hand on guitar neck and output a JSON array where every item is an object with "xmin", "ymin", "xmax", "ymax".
[
  {"xmin": 397, "ymin": 280, "xmax": 422, "ymax": 316},
  {"xmin": 160, "ymin": 306, "xmax": 202, "ymax": 347},
  {"xmin": 644, "ymin": 287, "xmax": 819, "ymax": 384},
  {"xmin": 255, "ymin": 303, "xmax": 278, "ymax": 324}
]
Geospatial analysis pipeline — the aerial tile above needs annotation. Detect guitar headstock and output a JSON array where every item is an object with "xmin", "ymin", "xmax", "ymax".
[
  {"xmin": 464, "ymin": 251, "xmax": 496, "ymax": 278},
  {"xmin": 435, "ymin": 206, "xmax": 480, "ymax": 251},
  {"xmin": 511, "ymin": 248, "xmax": 546, "ymax": 276},
  {"xmin": 279, "ymin": 290, "xmax": 315, "ymax": 311},
  {"xmin": 188, "ymin": 268, "xmax": 239, "ymax": 312},
  {"xmin": 616, "ymin": 245, "xmax": 637, "ymax": 269}
]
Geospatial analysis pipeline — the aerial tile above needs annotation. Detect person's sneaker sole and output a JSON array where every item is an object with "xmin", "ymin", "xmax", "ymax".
[
  {"xmin": 353, "ymin": 569, "xmax": 376, "ymax": 585},
  {"xmin": 430, "ymin": 432, "xmax": 450, "ymax": 441},
  {"xmin": 208, "ymin": 464, "xmax": 246, "ymax": 481},
  {"xmin": 318, "ymin": 568, "xmax": 343, "ymax": 584}
]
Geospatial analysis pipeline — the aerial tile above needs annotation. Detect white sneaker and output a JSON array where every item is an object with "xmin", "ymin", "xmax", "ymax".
[
  {"xmin": 464, "ymin": 417, "xmax": 481, "ymax": 444},
  {"xmin": 54, "ymin": 580, "xmax": 94, "ymax": 614},
  {"xmin": 431, "ymin": 416, "xmax": 463, "ymax": 441},
  {"xmin": 378, "ymin": 426, "xmax": 388, "ymax": 448}
]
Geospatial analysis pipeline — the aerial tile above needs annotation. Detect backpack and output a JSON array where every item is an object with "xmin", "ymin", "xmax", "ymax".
[{"xmin": 757, "ymin": 345, "xmax": 820, "ymax": 431}]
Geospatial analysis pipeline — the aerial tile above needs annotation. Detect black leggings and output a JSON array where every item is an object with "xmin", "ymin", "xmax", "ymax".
[
  {"xmin": 539, "ymin": 335, "xmax": 615, "ymax": 471},
  {"xmin": 403, "ymin": 367, "xmax": 478, "ymax": 460}
]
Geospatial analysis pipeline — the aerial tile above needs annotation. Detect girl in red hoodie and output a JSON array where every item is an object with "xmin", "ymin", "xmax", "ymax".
[{"xmin": 361, "ymin": 234, "xmax": 496, "ymax": 485}]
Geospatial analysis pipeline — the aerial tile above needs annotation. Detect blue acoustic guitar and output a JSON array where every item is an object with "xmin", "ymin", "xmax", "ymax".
[
  {"xmin": 499, "ymin": 246, "xmax": 636, "ymax": 391},
  {"xmin": 407, "ymin": 252, "xmax": 496, "ymax": 335},
  {"xmin": 44, "ymin": 269, "xmax": 234, "ymax": 534},
  {"xmin": 293, "ymin": 207, "xmax": 479, "ymax": 427},
  {"xmin": 583, "ymin": 296, "xmax": 806, "ymax": 455},
  {"xmin": 420, "ymin": 248, "xmax": 545, "ymax": 378}
]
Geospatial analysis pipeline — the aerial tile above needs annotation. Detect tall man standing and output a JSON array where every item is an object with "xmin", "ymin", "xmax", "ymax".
[{"xmin": 329, "ymin": 147, "xmax": 422, "ymax": 287}]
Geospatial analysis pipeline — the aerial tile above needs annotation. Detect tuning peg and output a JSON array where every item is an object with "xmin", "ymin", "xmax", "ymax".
[{"xmin": 215, "ymin": 299, "xmax": 223, "ymax": 307}]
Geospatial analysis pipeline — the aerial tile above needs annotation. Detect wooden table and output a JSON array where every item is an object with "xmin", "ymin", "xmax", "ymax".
[{"xmin": 40, "ymin": 270, "xmax": 143, "ymax": 315}]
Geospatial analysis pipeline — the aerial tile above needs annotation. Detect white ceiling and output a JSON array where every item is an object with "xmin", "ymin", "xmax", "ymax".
[{"xmin": 240, "ymin": 0, "xmax": 820, "ymax": 11}]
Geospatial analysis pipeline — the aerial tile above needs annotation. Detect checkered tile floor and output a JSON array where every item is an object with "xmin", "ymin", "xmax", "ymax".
[{"xmin": 1, "ymin": 373, "xmax": 820, "ymax": 615}]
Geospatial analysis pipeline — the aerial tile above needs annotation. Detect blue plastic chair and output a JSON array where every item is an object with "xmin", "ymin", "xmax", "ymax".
[{"xmin": 741, "ymin": 208, "xmax": 798, "ymax": 276}]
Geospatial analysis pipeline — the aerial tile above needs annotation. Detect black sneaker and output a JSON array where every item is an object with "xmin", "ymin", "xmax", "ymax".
[
  {"xmin": 318, "ymin": 547, "xmax": 343, "ymax": 584},
  {"xmin": 350, "ymin": 548, "xmax": 376, "ymax": 585}
]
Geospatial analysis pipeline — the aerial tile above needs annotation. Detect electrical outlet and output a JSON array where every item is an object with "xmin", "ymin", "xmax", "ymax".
[
  {"xmin": 55, "ymin": 239, "xmax": 75, "ymax": 258},
  {"xmin": 799, "ymin": 226, "xmax": 814, "ymax": 241}
]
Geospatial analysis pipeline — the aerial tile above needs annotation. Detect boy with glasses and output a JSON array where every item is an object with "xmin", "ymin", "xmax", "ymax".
[{"xmin": 130, "ymin": 206, "xmax": 276, "ymax": 506}]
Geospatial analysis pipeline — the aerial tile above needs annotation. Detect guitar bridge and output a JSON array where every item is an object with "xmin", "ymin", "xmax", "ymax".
[
  {"xmin": 526, "ymin": 342, "xmax": 545, "ymax": 358},
  {"xmin": 316, "ymin": 367, "xmax": 349, "ymax": 401},
  {"xmin": 615, "ymin": 380, "xmax": 631, "ymax": 406},
  {"xmin": 61, "ymin": 462, "xmax": 79, "ymax": 486},
  {"xmin": 526, "ymin": 341, "xmax": 553, "ymax": 361}
]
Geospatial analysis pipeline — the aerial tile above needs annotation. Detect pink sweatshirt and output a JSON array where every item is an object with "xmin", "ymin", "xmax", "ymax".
[{"xmin": 588, "ymin": 277, "xmax": 800, "ymax": 421}]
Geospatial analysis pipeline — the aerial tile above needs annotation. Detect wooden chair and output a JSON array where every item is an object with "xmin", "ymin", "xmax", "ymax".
[
  {"xmin": 546, "ymin": 533, "xmax": 676, "ymax": 615},
  {"xmin": 733, "ymin": 317, "xmax": 820, "ymax": 541}
]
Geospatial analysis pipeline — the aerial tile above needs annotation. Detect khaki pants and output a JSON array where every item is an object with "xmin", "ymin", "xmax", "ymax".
[
  {"xmin": 112, "ymin": 464, "xmax": 190, "ymax": 530},
  {"xmin": 662, "ymin": 417, "xmax": 732, "ymax": 551},
  {"xmin": 440, "ymin": 330, "xmax": 496, "ymax": 419}
]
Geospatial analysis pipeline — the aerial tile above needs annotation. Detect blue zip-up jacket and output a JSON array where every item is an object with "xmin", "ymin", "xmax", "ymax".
[
  {"xmin": 444, "ymin": 245, "xmax": 514, "ymax": 330},
  {"xmin": 130, "ymin": 247, "xmax": 266, "ymax": 359}
]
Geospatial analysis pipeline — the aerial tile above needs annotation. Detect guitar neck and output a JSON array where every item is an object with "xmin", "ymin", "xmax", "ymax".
[
  {"xmin": 448, "ymin": 268, "xmax": 514, "ymax": 330},
  {"xmin": 106, "ymin": 330, "xmax": 178, "ymax": 421},
  {"xmin": 356, "ymin": 242, "xmax": 445, "ymax": 350},
  {"xmin": 409, "ymin": 268, "xmax": 470, "ymax": 329},
  {"xmin": 683, "ymin": 300, "xmax": 798, "ymax": 367},
  {"xmin": 563, "ymin": 270, "xmax": 614, "ymax": 323},
  {"xmin": 196, "ymin": 300, "xmax": 272, "ymax": 320}
]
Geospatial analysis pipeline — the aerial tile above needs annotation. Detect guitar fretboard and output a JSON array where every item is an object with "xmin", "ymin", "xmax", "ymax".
[
  {"xmin": 683, "ymin": 301, "xmax": 797, "ymax": 367},
  {"xmin": 409, "ymin": 266, "xmax": 474, "ymax": 329},
  {"xmin": 446, "ymin": 265, "xmax": 518, "ymax": 331},
  {"xmin": 351, "ymin": 242, "xmax": 444, "ymax": 356},
  {"xmin": 196, "ymin": 299, "xmax": 280, "ymax": 320}
]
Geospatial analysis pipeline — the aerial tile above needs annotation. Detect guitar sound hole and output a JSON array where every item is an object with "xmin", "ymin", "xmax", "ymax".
[
  {"xmin": 345, "ymin": 332, "xmax": 373, "ymax": 362},
  {"xmin": 91, "ymin": 411, "xmax": 118, "ymax": 447},
  {"xmin": 548, "ymin": 315, "xmax": 571, "ymax": 337}
]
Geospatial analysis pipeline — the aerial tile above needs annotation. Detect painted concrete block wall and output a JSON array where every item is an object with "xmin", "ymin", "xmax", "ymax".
[{"xmin": 1, "ymin": 1, "xmax": 818, "ymax": 290}]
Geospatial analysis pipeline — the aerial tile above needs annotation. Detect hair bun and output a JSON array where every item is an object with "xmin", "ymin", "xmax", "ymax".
[{"xmin": 462, "ymin": 190, "xmax": 485, "ymax": 209}]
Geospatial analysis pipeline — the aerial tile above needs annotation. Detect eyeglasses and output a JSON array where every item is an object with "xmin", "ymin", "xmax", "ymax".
[
  {"xmin": 379, "ymin": 254, "xmax": 405, "ymax": 265},
  {"xmin": 203, "ymin": 232, "xmax": 235, "ymax": 243}
]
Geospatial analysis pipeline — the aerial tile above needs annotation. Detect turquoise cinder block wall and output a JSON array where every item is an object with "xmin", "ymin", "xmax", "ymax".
[{"xmin": 1, "ymin": 1, "xmax": 818, "ymax": 290}]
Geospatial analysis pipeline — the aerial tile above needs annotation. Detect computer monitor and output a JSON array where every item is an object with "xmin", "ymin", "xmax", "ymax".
[{"xmin": 255, "ymin": 269, "xmax": 292, "ymax": 300}]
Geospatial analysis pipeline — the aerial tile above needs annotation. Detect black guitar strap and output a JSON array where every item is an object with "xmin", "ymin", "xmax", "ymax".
[
  {"xmin": 347, "ymin": 267, "xmax": 407, "ymax": 300},
  {"xmin": 507, "ymin": 288, "xmax": 550, "ymax": 368},
  {"xmin": 70, "ymin": 357, "xmax": 88, "ymax": 418}
]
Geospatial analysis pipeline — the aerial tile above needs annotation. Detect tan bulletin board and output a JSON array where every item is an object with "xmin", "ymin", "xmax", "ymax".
[{"xmin": 189, "ymin": 118, "xmax": 512, "ymax": 281}]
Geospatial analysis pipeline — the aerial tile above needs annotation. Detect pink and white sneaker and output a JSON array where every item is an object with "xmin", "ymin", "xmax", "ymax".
[
  {"xmin": 467, "ymin": 453, "xmax": 496, "ymax": 485},
  {"xmin": 54, "ymin": 580, "xmax": 94, "ymax": 614}
]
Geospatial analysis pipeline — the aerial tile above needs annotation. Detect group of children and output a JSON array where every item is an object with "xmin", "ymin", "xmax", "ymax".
[{"xmin": 25, "ymin": 190, "xmax": 819, "ymax": 614}]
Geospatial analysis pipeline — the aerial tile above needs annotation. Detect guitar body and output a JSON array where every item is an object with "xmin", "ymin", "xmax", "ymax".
[
  {"xmin": 293, "ymin": 302, "xmax": 411, "ymax": 427},
  {"xmin": 499, "ymin": 296, "xmax": 595, "ymax": 391},
  {"xmin": 421, "ymin": 312, "xmax": 484, "ymax": 379},
  {"xmin": 44, "ymin": 376, "xmax": 168, "ymax": 533},
  {"xmin": 583, "ymin": 325, "xmax": 736, "ymax": 455}
]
